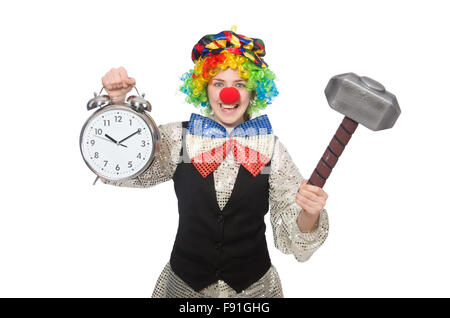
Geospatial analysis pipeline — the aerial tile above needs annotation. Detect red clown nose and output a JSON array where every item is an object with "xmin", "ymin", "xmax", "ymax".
[{"xmin": 219, "ymin": 87, "xmax": 240, "ymax": 105}]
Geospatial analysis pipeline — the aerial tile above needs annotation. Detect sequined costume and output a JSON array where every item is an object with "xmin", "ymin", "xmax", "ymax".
[{"xmin": 101, "ymin": 113, "xmax": 329, "ymax": 298}]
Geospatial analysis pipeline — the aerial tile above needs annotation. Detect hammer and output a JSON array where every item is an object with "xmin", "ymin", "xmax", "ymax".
[{"xmin": 308, "ymin": 73, "xmax": 401, "ymax": 188}]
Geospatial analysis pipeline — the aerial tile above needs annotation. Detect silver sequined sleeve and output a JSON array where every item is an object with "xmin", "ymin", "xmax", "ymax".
[
  {"xmin": 269, "ymin": 137, "xmax": 329, "ymax": 262},
  {"xmin": 101, "ymin": 121, "xmax": 182, "ymax": 188}
]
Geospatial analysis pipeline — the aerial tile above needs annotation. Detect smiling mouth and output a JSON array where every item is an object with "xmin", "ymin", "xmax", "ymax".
[{"xmin": 220, "ymin": 104, "xmax": 238, "ymax": 109}]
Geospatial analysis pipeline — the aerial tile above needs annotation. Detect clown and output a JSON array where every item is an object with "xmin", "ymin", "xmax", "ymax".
[{"xmin": 100, "ymin": 27, "xmax": 329, "ymax": 298}]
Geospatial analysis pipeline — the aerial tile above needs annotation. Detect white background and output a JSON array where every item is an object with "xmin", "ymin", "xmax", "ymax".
[{"xmin": 0, "ymin": 0, "xmax": 448, "ymax": 298}]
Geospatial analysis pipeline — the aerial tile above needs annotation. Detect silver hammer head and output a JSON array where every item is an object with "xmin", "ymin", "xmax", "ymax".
[{"xmin": 325, "ymin": 73, "xmax": 401, "ymax": 131}]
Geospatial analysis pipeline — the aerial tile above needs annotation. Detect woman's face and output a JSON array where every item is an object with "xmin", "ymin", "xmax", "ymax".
[{"xmin": 207, "ymin": 68, "xmax": 252, "ymax": 130}]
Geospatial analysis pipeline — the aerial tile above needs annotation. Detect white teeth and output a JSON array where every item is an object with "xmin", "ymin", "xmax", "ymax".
[{"xmin": 221, "ymin": 104, "xmax": 238, "ymax": 109}]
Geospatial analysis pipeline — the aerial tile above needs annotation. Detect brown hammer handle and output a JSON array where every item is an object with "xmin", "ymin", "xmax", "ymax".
[{"xmin": 307, "ymin": 116, "xmax": 358, "ymax": 188}]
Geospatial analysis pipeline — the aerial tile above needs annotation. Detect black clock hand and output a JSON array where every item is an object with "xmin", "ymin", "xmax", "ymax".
[
  {"xmin": 94, "ymin": 135, "xmax": 127, "ymax": 147},
  {"xmin": 105, "ymin": 134, "xmax": 127, "ymax": 148},
  {"xmin": 94, "ymin": 135, "xmax": 115, "ymax": 143},
  {"xmin": 105, "ymin": 133, "xmax": 118, "ymax": 143},
  {"xmin": 118, "ymin": 129, "xmax": 141, "ymax": 145}
]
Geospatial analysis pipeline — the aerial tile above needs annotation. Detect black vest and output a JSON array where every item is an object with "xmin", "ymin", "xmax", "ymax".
[{"xmin": 169, "ymin": 121, "xmax": 273, "ymax": 293}]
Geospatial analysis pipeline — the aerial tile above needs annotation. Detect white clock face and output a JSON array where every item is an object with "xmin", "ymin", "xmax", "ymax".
[{"xmin": 81, "ymin": 108, "xmax": 154, "ymax": 180}]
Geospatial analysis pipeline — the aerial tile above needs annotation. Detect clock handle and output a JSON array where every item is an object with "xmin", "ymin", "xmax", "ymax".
[
  {"xmin": 99, "ymin": 85, "xmax": 139, "ymax": 96},
  {"xmin": 132, "ymin": 85, "xmax": 141, "ymax": 97},
  {"xmin": 96, "ymin": 85, "xmax": 140, "ymax": 98},
  {"xmin": 87, "ymin": 86, "xmax": 150, "ymax": 111}
]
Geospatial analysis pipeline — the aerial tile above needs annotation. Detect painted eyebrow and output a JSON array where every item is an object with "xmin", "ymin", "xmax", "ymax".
[{"xmin": 213, "ymin": 78, "xmax": 247, "ymax": 82}]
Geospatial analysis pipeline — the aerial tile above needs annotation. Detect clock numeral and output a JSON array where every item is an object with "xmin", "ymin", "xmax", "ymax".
[
  {"xmin": 141, "ymin": 140, "xmax": 146, "ymax": 147},
  {"xmin": 94, "ymin": 152, "xmax": 99, "ymax": 159},
  {"xmin": 129, "ymin": 119, "xmax": 132, "ymax": 126},
  {"xmin": 115, "ymin": 115, "xmax": 122, "ymax": 123},
  {"xmin": 115, "ymin": 164, "xmax": 120, "ymax": 171},
  {"xmin": 90, "ymin": 140, "xmax": 95, "ymax": 146},
  {"xmin": 128, "ymin": 161, "xmax": 133, "ymax": 168},
  {"xmin": 95, "ymin": 128, "xmax": 103, "ymax": 135},
  {"xmin": 103, "ymin": 120, "xmax": 110, "ymax": 126},
  {"xmin": 103, "ymin": 160, "xmax": 108, "ymax": 167},
  {"xmin": 137, "ymin": 153, "xmax": 141, "ymax": 159}
]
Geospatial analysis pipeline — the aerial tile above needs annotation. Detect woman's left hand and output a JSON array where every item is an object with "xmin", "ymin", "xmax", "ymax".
[{"xmin": 296, "ymin": 179, "xmax": 328, "ymax": 215}]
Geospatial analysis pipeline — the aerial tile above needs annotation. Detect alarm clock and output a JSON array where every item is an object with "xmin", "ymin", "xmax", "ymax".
[{"xmin": 80, "ymin": 86, "xmax": 160, "ymax": 184}]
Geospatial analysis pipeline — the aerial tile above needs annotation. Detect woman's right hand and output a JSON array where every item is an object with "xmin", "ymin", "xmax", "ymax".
[{"xmin": 101, "ymin": 66, "xmax": 136, "ymax": 98}]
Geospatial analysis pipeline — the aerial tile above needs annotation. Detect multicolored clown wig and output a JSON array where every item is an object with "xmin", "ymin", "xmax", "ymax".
[{"xmin": 180, "ymin": 28, "xmax": 279, "ymax": 119}]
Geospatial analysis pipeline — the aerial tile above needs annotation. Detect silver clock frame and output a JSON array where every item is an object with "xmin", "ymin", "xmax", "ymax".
[{"xmin": 80, "ymin": 104, "xmax": 161, "ymax": 183}]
